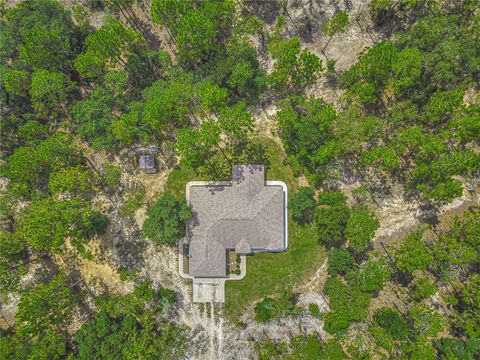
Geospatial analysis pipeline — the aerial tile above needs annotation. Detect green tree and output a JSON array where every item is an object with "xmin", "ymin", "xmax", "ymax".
[
  {"xmin": 142, "ymin": 192, "xmax": 191, "ymax": 246},
  {"xmin": 394, "ymin": 231, "xmax": 433, "ymax": 275},
  {"xmin": 141, "ymin": 75, "xmax": 194, "ymax": 140},
  {"xmin": 327, "ymin": 248, "xmax": 354, "ymax": 276},
  {"xmin": 409, "ymin": 303, "xmax": 444, "ymax": 338},
  {"xmin": 102, "ymin": 164, "xmax": 122, "ymax": 189},
  {"xmin": 314, "ymin": 191, "xmax": 351, "ymax": 244},
  {"xmin": 289, "ymin": 186, "xmax": 316, "ymax": 223},
  {"xmin": 323, "ymin": 276, "xmax": 371, "ymax": 333},
  {"xmin": 4, "ymin": 133, "xmax": 82, "ymax": 196},
  {"xmin": 268, "ymin": 37, "xmax": 322, "ymax": 92},
  {"xmin": 49, "ymin": 165, "xmax": 93, "ymax": 196},
  {"xmin": 0, "ymin": 231, "xmax": 27, "ymax": 293},
  {"xmin": 411, "ymin": 276, "xmax": 437, "ymax": 300},
  {"xmin": 17, "ymin": 198, "xmax": 107, "ymax": 254},
  {"xmin": 75, "ymin": 18, "xmax": 141, "ymax": 78},
  {"xmin": 347, "ymin": 257, "xmax": 391, "ymax": 292},
  {"xmin": 276, "ymin": 96, "xmax": 338, "ymax": 176},
  {"xmin": 151, "ymin": 0, "xmax": 235, "ymax": 68},
  {"xmin": 345, "ymin": 205, "xmax": 379, "ymax": 252},
  {"xmin": 71, "ymin": 72, "xmax": 128, "ymax": 150},
  {"xmin": 373, "ymin": 307, "xmax": 409, "ymax": 340},
  {"xmin": 322, "ymin": 11, "xmax": 350, "ymax": 51},
  {"xmin": 1, "ymin": 69, "xmax": 30, "ymax": 97},
  {"xmin": 30, "ymin": 69, "xmax": 74, "ymax": 119}
]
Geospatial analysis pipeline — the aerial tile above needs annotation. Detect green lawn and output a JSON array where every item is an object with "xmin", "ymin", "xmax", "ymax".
[
  {"xmin": 164, "ymin": 138, "xmax": 326, "ymax": 319},
  {"xmin": 163, "ymin": 162, "xmax": 198, "ymax": 200}
]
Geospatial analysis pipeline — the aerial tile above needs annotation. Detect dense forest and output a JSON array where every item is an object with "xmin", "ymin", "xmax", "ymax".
[{"xmin": 0, "ymin": 0, "xmax": 479, "ymax": 359}]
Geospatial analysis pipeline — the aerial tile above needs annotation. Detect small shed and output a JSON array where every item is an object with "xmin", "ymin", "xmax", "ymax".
[
  {"xmin": 138, "ymin": 154, "xmax": 156, "ymax": 173},
  {"xmin": 136, "ymin": 146, "xmax": 160, "ymax": 174}
]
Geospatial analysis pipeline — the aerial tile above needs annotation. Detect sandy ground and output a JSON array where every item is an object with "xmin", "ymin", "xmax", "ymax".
[{"xmin": 2, "ymin": 1, "xmax": 479, "ymax": 359}]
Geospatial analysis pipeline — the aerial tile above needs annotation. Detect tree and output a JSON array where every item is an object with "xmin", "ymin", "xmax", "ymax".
[
  {"xmin": 322, "ymin": 11, "xmax": 350, "ymax": 51},
  {"xmin": 30, "ymin": 69, "xmax": 74, "ymax": 119},
  {"xmin": 411, "ymin": 276, "xmax": 437, "ymax": 300},
  {"xmin": 210, "ymin": 39, "xmax": 267, "ymax": 103},
  {"xmin": 75, "ymin": 18, "xmax": 141, "ymax": 78},
  {"xmin": 314, "ymin": 191, "xmax": 351, "ymax": 244},
  {"xmin": 347, "ymin": 257, "xmax": 391, "ymax": 292},
  {"xmin": 0, "ymin": 230, "xmax": 27, "ymax": 293},
  {"xmin": 323, "ymin": 276, "xmax": 371, "ymax": 332},
  {"xmin": 15, "ymin": 273, "xmax": 75, "ymax": 337},
  {"xmin": 409, "ymin": 303, "xmax": 444, "ymax": 338},
  {"xmin": 175, "ymin": 121, "xmax": 221, "ymax": 176},
  {"xmin": 71, "ymin": 71, "xmax": 128, "ymax": 150},
  {"xmin": 435, "ymin": 337, "xmax": 480, "ymax": 360},
  {"xmin": 17, "ymin": 198, "xmax": 107, "ymax": 254},
  {"xmin": 141, "ymin": 75, "xmax": 194, "ymax": 140},
  {"xmin": 276, "ymin": 96, "xmax": 338, "ymax": 177},
  {"xmin": 76, "ymin": 312, "xmax": 138, "ymax": 360},
  {"xmin": 327, "ymin": 248, "xmax": 355, "ymax": 276},
  {"xmin": 345, "ymin": 205, "xmax": 379, "ymax": 253},
  {"xmin": 1, "ymin": 69, "xmax": 30, "ymax": 97},
  {"xmin": 151, "ymin": 0, "xmax": 235, "ymax": 68},
  {"xmin": 373, "ymin": 307, "xmax": 409, "ymax": 341},
  {"xmin": 3, "ymin": 0, "xmax": 82, "ymax": 71},
  {"xmin": 102, "ymin": 164, "xmax": 122, "ymax": 190},
  {"xmin": 4, "ymin": 133, "xmax": 82, "ymax": 196},
  {"xmin": 142, "ymin": 192, "xmax": 191, "ymax": 246},
  {"xmin": 268, "ymin": 37, "xmax": 322, "ymax": 92},
  {"xmin": 289, "ymin": 186, "xmax": 316, "ymax": 223},
  {"xmin": 49, "ymin": 165, "xmax": 93, "ymax": 196},
  {"xmin": 394, "ymin": 231, "xmax": 433, "ymax": 275},
  {"xmin": 340, "ymin": 41, "xmax": 398, "ymax": 104}
]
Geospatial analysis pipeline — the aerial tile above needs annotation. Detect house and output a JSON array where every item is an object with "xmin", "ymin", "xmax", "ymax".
[{"xmin": 179, "ymin": 165, "xmax": 288, "ymax": 302}]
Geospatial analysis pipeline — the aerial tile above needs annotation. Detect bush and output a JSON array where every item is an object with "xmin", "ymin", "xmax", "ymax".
[
  {"xmin": 345, "ymin": 205, "xmax": 379, "ymax": 252},
  {"xmin": 142, "ymin": 192, "xmax": 191, "ymax": 245},
  {"xmin": 121, "ymin": 187, "xmax": 145, "ymax": 217},
  {"xmin": 323, "ymin": 309, "xmax": 350, "ymax": 334},
  {"xmin": 308, "ymin": 303, "xmax": 321, "ymax": 318},
  {"xmin": 435, "ymin": 337, "xmax": 480, "ymax": 360},
  {"xmin": 347, "ymin": 257, "xmax": 391, "ymax": 292},
  {"xmin": 394, "ymin": 231, "xmax": 433, "ymax": 275},
  {"xmin": 254, "ymin": 290, "xmax": 298, "ymax": 323},
  {"xmin": 328, "ymin": 248, "xmax": 355, "ymax": 276},
  {"xmin": 254, "ymin": 297, "xmax": 277, "ymax": 323},
  {"xmin": 315, "ymin": 191, "xmax": 351, "ymax": 244},
  {"xmin": 323, "ymin": 276, "xmax": 371, "ymax": 332},
  {"xmin": 103, "ymin": 164, "xmax": 122, "ymax": 189},
  {"xmin": 373, "ymin": 307, "xmax": 409, "ymax": 340},
  {"xmin": 289, "ymin": 187, "xmax": 316, "ymax": 223},
  {"xmin": 411, "ymin": 276, "xmax": 437, "ymax": 300}
]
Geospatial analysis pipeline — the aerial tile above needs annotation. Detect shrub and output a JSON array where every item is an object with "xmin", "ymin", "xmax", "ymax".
[
  {"xmin": 411, "ymin": 276, "xmax": 437, "ymax": 300},
  {"xmin": 121, "ymin": 187, "xmax": 145, "ymax": 217},
  {"xmin": 435, "ymin": 337, "xmax": 480, "ymax": 360},
  {"xmin": 345, "ymin": 205, "xmax": 379, "ymax": 252},
  {"xmin": 323, "ymin": 309, "xmax": 350, "ymax": 334},
  {"xmin": 394, "ymin": 231, "xmax": 433, "ymax": 275},
  {"xmin": 308, "ymin": 303, "xmax": 321, "ymax": 318},
  {"xmin": 289, "ymin": 187, "xmax": 316, "ymax": 223},
  {"xmin": 254, "ymin": 297, "xmax": 277, "ymax": 323},
  {"xmin": 409, "ymin": 303, "xmax": 444, "ymax": 338},
  {"xmin": 103, "ymin": 164, "xmax": 122, "ymax": 189},
  {"xmin": 315, "ymin": 191, "xmax": 351, "ymax": 244},
  {"xmin": 254, "ymin": 290, "xmax": 298, "ymax": 323},
  {"xmin": 373, "ymin": 307, "xmax": 409, "ymax": 340},
  {"xmin": 347, "ymin": 257, "xmax": 391, "ymax": 292},
  {"xmin": 328, "ymin": 248, "xmax": 355, "ymax": 276}
]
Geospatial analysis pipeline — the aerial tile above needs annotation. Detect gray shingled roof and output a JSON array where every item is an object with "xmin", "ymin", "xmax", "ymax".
[{"xmin": 187, "ymin": 165, "xmax": 286, "ymax": 278}]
